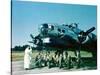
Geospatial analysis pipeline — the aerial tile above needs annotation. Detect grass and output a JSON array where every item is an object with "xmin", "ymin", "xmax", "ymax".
[
  {"xmin": 11, "ymin": 50, "xmax": 93, "ymax": 61},
  {"xmin": 11, "ymin": 51, "xmax": 24, "ymax": 61}
]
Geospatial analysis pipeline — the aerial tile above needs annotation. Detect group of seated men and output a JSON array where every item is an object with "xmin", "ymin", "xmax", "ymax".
[
  {"xmin": 24, "ymin": 46, "xmax": 81, "ymax": 70},
  {"xmin": 32, "ymin": 50, "xmax": 74, "ymax": 69}
]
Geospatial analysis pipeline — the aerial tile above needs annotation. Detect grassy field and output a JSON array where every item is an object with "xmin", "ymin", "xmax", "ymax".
[{"xmin": 11, "ymin": 50, "xmax": 92, "ymax": 61}]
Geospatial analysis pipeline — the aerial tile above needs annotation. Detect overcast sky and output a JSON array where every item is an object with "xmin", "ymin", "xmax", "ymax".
[{"xmin": 12, "ymin": 1, "xmax": 97, "ymax": 48}]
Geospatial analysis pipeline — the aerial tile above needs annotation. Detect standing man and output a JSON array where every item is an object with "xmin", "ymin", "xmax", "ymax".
[{"xmin": 24, "ymin": 46, "xmax": 33, "ymax": 70}]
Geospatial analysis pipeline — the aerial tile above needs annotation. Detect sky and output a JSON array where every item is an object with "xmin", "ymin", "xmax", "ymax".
[{"xmin": 12, "ymin": 1, "xmax": 97, "ymax": 48}]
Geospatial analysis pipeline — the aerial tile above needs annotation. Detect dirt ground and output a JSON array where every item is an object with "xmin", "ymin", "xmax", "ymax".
[{"xmin": 11, "ymin": 60, "xmax": 96, "ymax": 75}]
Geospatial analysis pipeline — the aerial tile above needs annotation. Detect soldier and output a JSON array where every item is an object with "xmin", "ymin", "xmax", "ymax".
[
  {"xmin": 46, "ymin": 51, "xmax": 51, "ymax": 68},
  {"xmin": 40, "ymin": 51, "xmax": 48, "ymax": 67},
  {"xmin": 75, "ymin": 50, "xmax": 81, "ymax": 68},
  {"xmin": 47, "ymin": 50, "xmax": 60, "ymax": 67},
  {"xmin": 35, "ymin": 52, "xmax": 43, "ymax": 68},
  {"xmin": 42, "ymin": 52, "xmax": 48, "ymax": 66},
  {"xmin": 46, "ymin": 51, "xmax": 55, "ymax": 68},
  {"xmin": 67, "ymin": 55, "xmax": 72, "ymax": 69},
  {"xmin": 58, "ymin": 53, "xmax": 63, "ymax": 68},
  {"xmin": 63, "ymin": 51, "xmax": 72, "ymax": 69},
  {"xmin": 62, "ymin": 51, "xmax": 68, "ymax": 67},
  {"xmin": 52, "ymin": 52, "xmax": 59, "ymax": 67}
]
